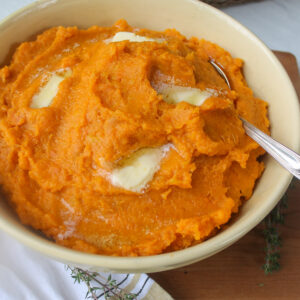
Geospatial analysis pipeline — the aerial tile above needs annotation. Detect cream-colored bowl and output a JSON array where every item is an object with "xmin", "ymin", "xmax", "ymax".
[{"xmin": 0, "ymin": 0, "xmax": 299, "ymax": 273}]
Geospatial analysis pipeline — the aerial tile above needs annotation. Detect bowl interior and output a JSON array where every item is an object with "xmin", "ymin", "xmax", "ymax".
[{"xmin": 0, "ymin": 0, "xmax": 299, "ymax": 273}]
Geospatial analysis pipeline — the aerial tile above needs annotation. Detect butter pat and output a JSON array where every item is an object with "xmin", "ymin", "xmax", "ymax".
[
  {"xmin": 31, "ymin": 69, "xmax": 72, "ymax": 108},
  {"xmin": 158, "ymin": 85, "xmax": 212, "ymax": 106},
  {"xmin": 111, "ymin": 145, "xmax": 170, "ymax": 193},
  {"xmin": 111, "ymin": 31, "xmax": 157, "ymax": 43}
]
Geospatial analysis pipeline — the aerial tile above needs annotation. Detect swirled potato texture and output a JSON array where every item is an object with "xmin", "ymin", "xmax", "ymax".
[{"xmin": 0, "ymin": 20, "xmax": 268, "ymax": 256}]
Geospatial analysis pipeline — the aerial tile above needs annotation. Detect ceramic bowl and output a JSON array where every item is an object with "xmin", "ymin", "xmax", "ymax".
[{"xmin": 0, "ymin": 0, "xmax": 299, "ymax": 273}]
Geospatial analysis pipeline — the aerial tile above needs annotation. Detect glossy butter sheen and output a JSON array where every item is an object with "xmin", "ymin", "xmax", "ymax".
[
  {"xmin": 159, "ymin": 85, "xmax": 212, "ymax": 106},
  {"xmin": 31, "ymin": 69, "xmax": 72, "ymax": 108},
  {"xmin": 111, "ymin": 146, "xmax": 170, "ymax": 193},
  {"xmin": 111, "ymin": 31, "xmax": 157, "ymax": 43}
]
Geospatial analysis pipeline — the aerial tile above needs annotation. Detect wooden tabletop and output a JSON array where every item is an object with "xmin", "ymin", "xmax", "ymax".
[{"xmin": 150, "ymin": 51, "xmax": 300, "ymax": 300}]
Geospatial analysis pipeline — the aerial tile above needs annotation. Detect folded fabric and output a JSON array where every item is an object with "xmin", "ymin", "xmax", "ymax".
[{"xmin": 0, "ymin": 231, "xmax": 172, "ymax": 300}]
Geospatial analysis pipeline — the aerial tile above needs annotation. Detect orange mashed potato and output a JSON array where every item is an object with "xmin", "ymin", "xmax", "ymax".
[{"xmin": 0, "ymin": 20, "xmax": 269, "ymax": 256}]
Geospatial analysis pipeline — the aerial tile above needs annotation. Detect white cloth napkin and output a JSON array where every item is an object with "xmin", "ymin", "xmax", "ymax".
[
  {"xmin": 0, "ymin": 230, "xmax": 86, "ymax": 300},
  {"xmin": 0, "ymin": 230, "xmax": 162, "ymax": 300}
]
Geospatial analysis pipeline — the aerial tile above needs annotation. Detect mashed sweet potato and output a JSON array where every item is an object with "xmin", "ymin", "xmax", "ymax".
[{"xmin": 0, "ymin": 20, "xmax": 269, "ymax": 256}]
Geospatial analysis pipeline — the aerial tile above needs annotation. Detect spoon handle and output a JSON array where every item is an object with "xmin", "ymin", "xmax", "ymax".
[{"xmin": 240, "ymin": 117, "xmax": 300, "ymax": 180}]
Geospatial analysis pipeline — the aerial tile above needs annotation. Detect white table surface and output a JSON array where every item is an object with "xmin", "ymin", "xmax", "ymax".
[{"xmin": 0, "ymin": 0, "xmax": 299, "ymax": 299}]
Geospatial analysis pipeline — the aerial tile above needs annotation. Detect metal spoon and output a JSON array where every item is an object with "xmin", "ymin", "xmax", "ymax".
[{"xmin": 209, "ymin": 59, "xmax": 300, "ymax": 180}]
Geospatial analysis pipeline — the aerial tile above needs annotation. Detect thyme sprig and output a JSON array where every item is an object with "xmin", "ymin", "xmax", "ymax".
[
  {"xmin": 262, "ymin": 178, "xmax": 296, "ymax": 274},
  {"xmin": 66, "ymin": 266, "xmax": 137, "ymax": 300}
]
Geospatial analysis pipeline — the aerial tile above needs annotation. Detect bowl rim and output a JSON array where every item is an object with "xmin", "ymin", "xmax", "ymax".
[{"xmin": 0, "ymin": 0, "xmax": 299, "ymax": 272}]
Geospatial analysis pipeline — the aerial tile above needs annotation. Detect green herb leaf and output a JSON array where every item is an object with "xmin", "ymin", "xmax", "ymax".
[
  {"xmin": 66, "ymin": 266, "xmax": 137, "ymax": 299},
  {"xmin": 261, "ymin": 178, "xmax": 295, "ymax": 274}
]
